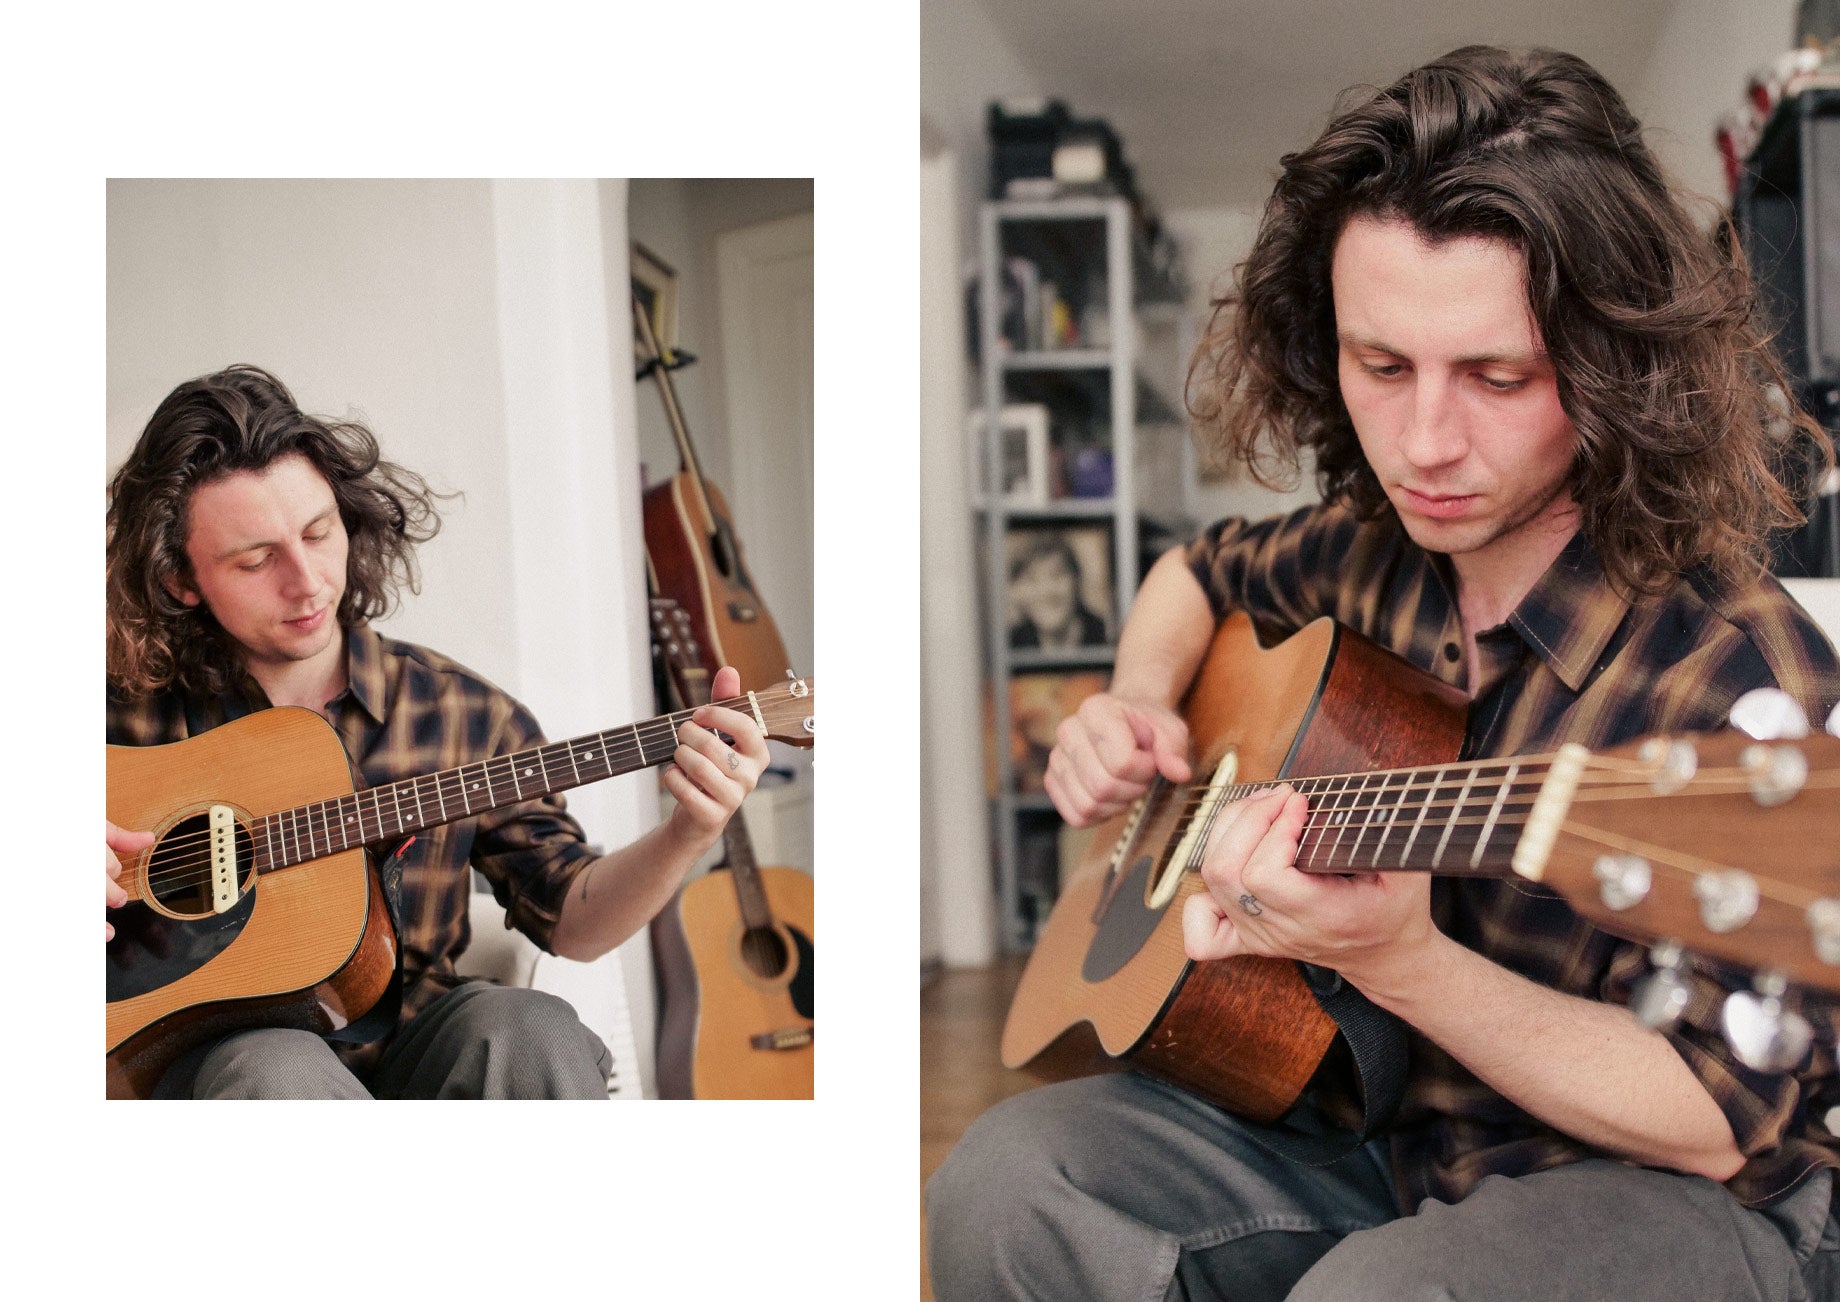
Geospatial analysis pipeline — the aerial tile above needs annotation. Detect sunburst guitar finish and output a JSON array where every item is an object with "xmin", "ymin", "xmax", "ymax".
[{"xmin": 1000, "ymin": 613, "xmax": 1468, "ymax": 1120}]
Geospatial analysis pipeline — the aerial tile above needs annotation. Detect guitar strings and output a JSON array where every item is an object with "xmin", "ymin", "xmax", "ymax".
[{"xmin": 123, "ymin": 686, "xmax": 812, "ymax": 897}]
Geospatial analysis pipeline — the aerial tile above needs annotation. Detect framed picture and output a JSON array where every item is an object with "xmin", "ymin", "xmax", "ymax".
[
  {"xmin": 1004, "ymin": 521, "xmax": 1114, "ymax": 651},
  {"xmin": 631, "ymin": 241, "xmax": 679, "ymax": 363},
  {"xmin": 985, "ymin": 670, "xmax": 1111, "ymax": 794},
  {"xmin": 967, "ymin": 402, "xmax": 1050, "ymax": 507}
]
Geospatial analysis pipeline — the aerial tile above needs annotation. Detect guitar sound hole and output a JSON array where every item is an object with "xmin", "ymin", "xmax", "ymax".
[
  {"xmin": 739, "ymin": 926, "xmax": 790, "ymax": 980},
  {"xmin": 147, "ymin": 813, "xmax": 254, "ymax": 918}
]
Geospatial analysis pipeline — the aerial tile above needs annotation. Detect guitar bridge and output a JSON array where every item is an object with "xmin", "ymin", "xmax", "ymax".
[
  {"xmin": 727, "ymin": 600, "xmax": 758, "ymax": 622},
  {"xmin": 749, "ymin": 1026, "xmax": 813, "ymax": 1051},
  {"xmin": 209, "ymin": 804, "xmax": 240, "ymax": 914}
]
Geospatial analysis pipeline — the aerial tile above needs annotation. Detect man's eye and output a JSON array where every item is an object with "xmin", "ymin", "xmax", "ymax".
[
  {"xmin": 238, "ymin": 558, "xmax": 268, "ymax": 572},
  {"xmin": 1363, "ymin": 363, "xmax": 1403, "ymax": 378},
  {"xmin": 1479, "ymin": 375, "xmax": 1526, "ymax": 392}
]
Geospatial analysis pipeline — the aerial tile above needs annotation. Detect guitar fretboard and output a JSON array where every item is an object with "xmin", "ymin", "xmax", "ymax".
[
  {"xmin": 1191, "ymin": 760, "xmax": 1550, "ymax": 878},
  {"xmin": 254, "ymin": 706, "xmax": 710, "ymax": 873}
]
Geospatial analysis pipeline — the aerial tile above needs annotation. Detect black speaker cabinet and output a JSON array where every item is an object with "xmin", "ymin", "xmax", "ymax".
[{"xmin": 1737, "ymin": 86, "xmax": 1840, "ymax": 577}]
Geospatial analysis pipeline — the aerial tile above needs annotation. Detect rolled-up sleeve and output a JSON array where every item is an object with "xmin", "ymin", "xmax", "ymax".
[{"xmin": 467, "ymin": 697, "xmax": 600, "ymax": 953}]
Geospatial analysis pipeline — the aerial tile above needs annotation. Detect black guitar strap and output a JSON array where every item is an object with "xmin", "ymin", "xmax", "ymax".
[{"xmin": 1238, "ymin": 962, "xmax": 1409, "ymax": 1167}]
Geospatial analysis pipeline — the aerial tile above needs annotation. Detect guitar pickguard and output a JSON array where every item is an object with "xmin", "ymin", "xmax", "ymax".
[
  {"xmin": 105, "ymin": 886, "xmax": 257, "ymax": 1003},
  {"xmin": 1081, "ymin": 854, "xmax": 1167, "ymax": 984}
]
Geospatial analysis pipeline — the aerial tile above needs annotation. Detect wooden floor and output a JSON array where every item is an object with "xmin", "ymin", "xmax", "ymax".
[{"xmin": 919, "ymin": 957, "xmax": 1042, "ymax": 1302}]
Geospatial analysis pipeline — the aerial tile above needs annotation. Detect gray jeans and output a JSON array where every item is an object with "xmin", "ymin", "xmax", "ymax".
[
  {"xmin": 154, "ymin": 981, "xmax": 612, "ymax": 1099},
  {"xmin": 925, "ymin": 1072, "xmax": 1838, "ymax": 1301}
]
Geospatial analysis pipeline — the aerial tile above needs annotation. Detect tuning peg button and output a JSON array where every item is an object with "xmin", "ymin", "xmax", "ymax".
[
  {"xmin": 1721, "ymin": 972, "xmax": 1813, "ymax": 1072},
  {"xmin": 1809, "ymin": 899, "xmax": 1840, "ymax": 965},
  {"xmin": 1631, "ymin": 941, "xmax": 1692, "ymax": 1030},
  {"xmin": 1740, "ymin": 744, "xmax": 1808, "ymax": 806},
  {"xmin": 1694, "ymin": 869, "xmax": 1760, "ymax": 933},
  {"xmin": 1593, "ymin": 853, "xmax": 1652, "ymax": 910},
  {"xmin": 1827, "ymin": 703, "xmax": 1840, "ymax": 740},
  {"xmin": 1729, "ymin": 688, "xmax": 1810, "ymax": 740},
  {"xmin": 1637, "ymin": 738, "xmax": 1697, "ymax": 794}
]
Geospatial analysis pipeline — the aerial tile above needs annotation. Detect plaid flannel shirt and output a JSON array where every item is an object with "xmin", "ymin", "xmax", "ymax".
[
  {"xmin": 1186, "ymin": 501, "xmax": 1840, "ymax": 1210},
  {"xmin": 107, "ymin": 624, "xmax": 598, "ymax": 1075}
]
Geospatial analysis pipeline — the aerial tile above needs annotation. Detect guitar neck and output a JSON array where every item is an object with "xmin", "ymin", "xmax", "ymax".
[
  {"xmin": 256, "ymin": 701, "xmax": 736, "ymax": 873},
  {"xmin": 1205, "ymin": 755, "xmax": 1557, "ymax": 879}
]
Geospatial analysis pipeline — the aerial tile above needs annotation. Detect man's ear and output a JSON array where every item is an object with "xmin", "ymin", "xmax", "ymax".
[{"xmin": 163, "ymin": 575, "xmax": 202, "ymax": 608}]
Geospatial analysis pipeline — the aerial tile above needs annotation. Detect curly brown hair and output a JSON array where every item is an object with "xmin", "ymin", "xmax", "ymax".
[
  {"xmin": 1189, "ymin": 44, "xmax": 1832, "ymax": 597},
  {"xmin": 107, "ymin": 365, "xmax": 448, "ymax": 700}
]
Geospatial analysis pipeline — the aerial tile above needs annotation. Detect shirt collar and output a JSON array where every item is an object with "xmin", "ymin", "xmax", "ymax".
[
  {"xmin": 336, "ymin": 623, "xmax": 390, "ymax": 726},
  {"xmin": 1504, "ymin": 529, "xmax": 1631, "ymax": 693}
]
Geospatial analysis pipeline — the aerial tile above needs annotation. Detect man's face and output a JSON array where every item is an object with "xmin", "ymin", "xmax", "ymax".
[
  {"xmin": 1332, "ymin": 215, "xmax": 1579, "ymax": 572},
  {"xmin": 175, "ymin": 452, "xmax": 349, "ymax": 673}
]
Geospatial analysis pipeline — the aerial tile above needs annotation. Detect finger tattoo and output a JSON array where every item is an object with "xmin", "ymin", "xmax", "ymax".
[{"xmin": 727, "ymin": 751, "xmax": 740, "ymax": 772}]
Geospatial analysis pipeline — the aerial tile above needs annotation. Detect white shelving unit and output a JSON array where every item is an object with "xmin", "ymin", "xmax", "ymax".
[{"xmin": 975, "ymin": 195, "xmax": 1192, "ymax": 951}]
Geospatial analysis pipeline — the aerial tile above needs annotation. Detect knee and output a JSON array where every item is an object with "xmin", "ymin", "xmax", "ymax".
[
  {"xmin": 925, "ymin": 1089, "xmax": 1083, "ymax": 1291},
  {"xmin": 444, "ymin": 983, "xmax": 592, "ymax": 1054},
  {"xmin": 195, "ymin": 1028, "xmax": 365, "ymax": 1099},
  {"xmin": 436, "ymin": 985, "xmax": 596, "ymax": 1066}
]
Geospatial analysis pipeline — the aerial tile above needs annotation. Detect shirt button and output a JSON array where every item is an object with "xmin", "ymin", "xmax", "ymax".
[{"xmin": 1443, "ymin": 642, "xmax": 1461, "ymax": 662}]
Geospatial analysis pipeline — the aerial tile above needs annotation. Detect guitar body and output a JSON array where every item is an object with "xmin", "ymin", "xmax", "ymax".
[
  {"xmin": 105, "ymin": 708, "xmax": 398, "ymax": 1099},
  {"xmin": 1001, "ymin": 613, "xmax": 1468, "ymax": 1120},
  {"xmin": 651, "ymin": 863, "xmax": 815, "ymax": 1099},
  {"xmin": 644, "ymin": 472, "xmax": 793, "ymax": 693}
]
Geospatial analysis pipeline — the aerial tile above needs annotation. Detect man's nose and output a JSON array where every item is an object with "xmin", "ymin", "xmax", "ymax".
[
  {"xmin": 1399, "ymin": 377, "xmax": 1468, "ymax": 469},
  {"xmin": 275, "ymin": 545, "xmax": 320, "ymax": 598}
]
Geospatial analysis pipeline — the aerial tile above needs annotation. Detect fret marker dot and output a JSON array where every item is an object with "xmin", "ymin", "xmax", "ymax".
[{"xmin": 523, "ymin": 767, "xmax": 534, "ymax": 777}]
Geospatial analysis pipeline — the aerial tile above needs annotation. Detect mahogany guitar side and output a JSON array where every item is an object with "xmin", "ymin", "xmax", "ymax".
[
  {"xmin": 1000, "ymin": 613, "xmax": 1468, "ymax": 1121},
  {"xmin": 105, "ymin": 707, "xmax": 398, "ymax": 1099}
]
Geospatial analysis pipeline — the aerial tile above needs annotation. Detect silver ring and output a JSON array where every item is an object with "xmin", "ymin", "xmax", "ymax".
[{"xmin": 1238, "ymin": 892, "xmax": 1263, "ymax": 916}]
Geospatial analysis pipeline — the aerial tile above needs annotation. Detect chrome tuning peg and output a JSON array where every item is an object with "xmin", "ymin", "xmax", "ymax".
[
  {"xmin": 1721, "ymin": 972, "xmax": 1813, "ymax": 1072},
  {"xmin": 1827, "ymin": 702, "xmax": 1840, "ymax": 740},
  {"xmin": 1631, "ymin": 941, "xmax": 1693, "ymax": 1031},
  {"xmin": 1637, "ymin": 737, "xmax": 1697, "ymax": 794},
  {"xmin": 1739, "ymin": 744, "xmax": 1808, "ymax": 806},
  {"xmin": 1729, "ymin": 688, "xmax": 1810, "ymax": 741}
]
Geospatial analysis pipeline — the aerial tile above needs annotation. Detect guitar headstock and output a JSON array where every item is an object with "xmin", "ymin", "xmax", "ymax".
[
  {"xmin": 1534, "ymin": 727, "xmax": 1840, "ymax": 992},
  {"xmin": 650, "ymin": 596, "xmax": 813, "ymax": 748},
  {"xmin": 748, "ymin": 674, "xmax": 816, "ymax": 749},
  {"xmin": 649, "ymin": 596, "xmax": 710, "ymax": 707}
]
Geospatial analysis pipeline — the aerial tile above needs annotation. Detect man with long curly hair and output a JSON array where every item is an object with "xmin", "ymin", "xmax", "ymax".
[
  {"xmin": 105, "ymin": 365, "xmax": 767, "ymax": 1098},
  {"xmin": 929, "ymin": 46, "xmax": 1840, "ymax": 1299}
]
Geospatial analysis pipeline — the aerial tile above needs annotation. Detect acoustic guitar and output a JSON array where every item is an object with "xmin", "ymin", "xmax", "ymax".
[
  {"xmin": 106, "ymin": 677, "xmax": 817, "ymax": 1099},
  {"xmin": 647, "ymin": 598, "xmax": 814, "ymax": 1099},
  {"xmin": 1003, "ymin": 611, "xmax": 1840, "ymax": 1121},
  {"xmin": 633, "ymin": 293, "xmax": 793, "ymax": 694}
]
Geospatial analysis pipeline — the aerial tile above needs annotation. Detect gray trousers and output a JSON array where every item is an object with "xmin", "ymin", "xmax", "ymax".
[
  {"xmin": 925, "ymin": 1072, "xmax": 1839, "ymax": 1301},
  {"xmin": 155, "ymin": 982, "xmax": 613, "ymax": 1099}
]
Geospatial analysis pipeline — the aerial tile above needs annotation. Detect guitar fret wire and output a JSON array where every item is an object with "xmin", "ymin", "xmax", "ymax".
[
  {"xmin": 1399, "ymin": 766, "xmax": 1443, "ymax": 866},
  {"xmin": 1331, "ymin": 772, "xmax": 1375, "ymax": 867},
  {"xmin": 1371, "ymin": 771, "xmax": 1407, "ymax": 866},
  {"xmin": 1342, "ymin": 771, "xmax": 1382, "ymax": 867},
  {"xmin": 1471, "ymin": 761, "xmax": 1519, "ymax": 868}
]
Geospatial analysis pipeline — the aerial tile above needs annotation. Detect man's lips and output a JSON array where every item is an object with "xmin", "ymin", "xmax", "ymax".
[
  {"xmin": 1398, "ymin": 487, "xmax": 1479, "ymax": 520},
  {"xmin": 284, "ymin": 606, "xmax": 329, "ymax": 631}
]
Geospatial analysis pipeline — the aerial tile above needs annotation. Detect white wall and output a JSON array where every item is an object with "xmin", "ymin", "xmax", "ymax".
[
  {"xmin": 1628, "ymin": 0, "xmax": 1800, "ymax": 204},
  {"xmin": 105, "ymin": 177, "xmax": 663, "ymax": 1086},
  {"xmin": 918, "ymin": 3, "xmax": 1045, "ymax": 968}
]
